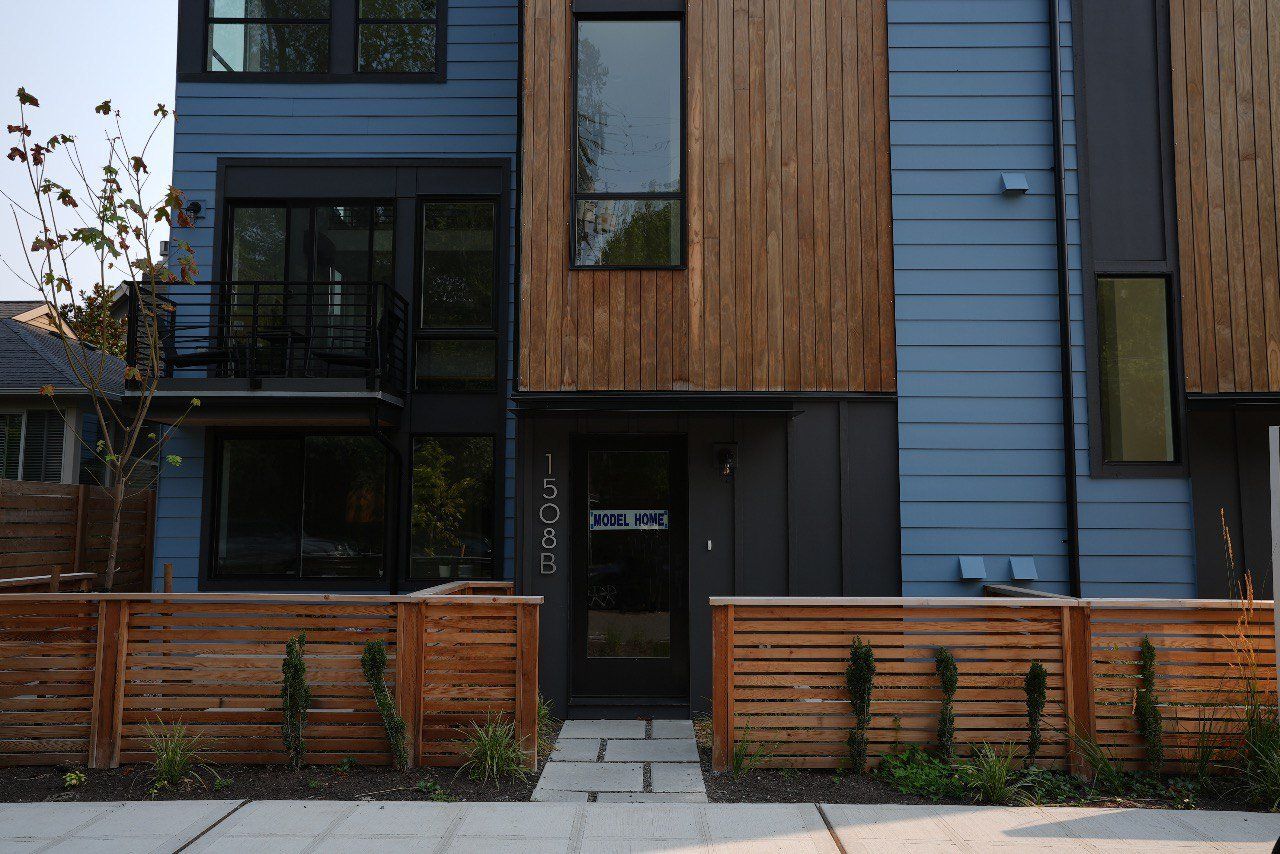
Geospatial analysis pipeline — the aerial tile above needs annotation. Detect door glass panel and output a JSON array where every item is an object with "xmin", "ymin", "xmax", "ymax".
[
  {"xmin": 215, "ymin": 438, "xmax": 302, "ymax": 576},
  {"xmin": 585, "ymin": 450, "xmax": 672, "ymax": 659},
  {"xmin": 301, "ymin": 436, "xmax": 387, "ymax": 578}
]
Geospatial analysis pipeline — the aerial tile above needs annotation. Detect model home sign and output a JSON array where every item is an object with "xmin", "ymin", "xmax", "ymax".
[{"xmin": 589, "ymin": 510, "xmax": 670, "ymax": 531}]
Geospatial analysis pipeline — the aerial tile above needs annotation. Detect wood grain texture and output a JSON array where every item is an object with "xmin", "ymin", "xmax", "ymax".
[
  {"xmin": 710, "ymin": 598, "xmax": 1276, "ymax": 772},
  {"xmin": 1171, "ymin": 0, "xmax": 1280, "ymax": 393},
  {"xmin": 0, "ymin": 480, "xmax": 153, "ymax": 591},
  {"xmin": 519, "ymin": 0, "xmax": 895, "ymax": 392},
  {"xmin": 0, "ymin": 591, "xmax": 542, "ymax": 770}
]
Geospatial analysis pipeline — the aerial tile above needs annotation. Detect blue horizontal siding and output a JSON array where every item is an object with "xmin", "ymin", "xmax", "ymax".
[
  {"xmin": 156, "ymin": 0, "xmax": 520, "ymax": 587},
  {"xmin": 891, "ymin": 0, "xmax": 1195, "ymax": 597}
]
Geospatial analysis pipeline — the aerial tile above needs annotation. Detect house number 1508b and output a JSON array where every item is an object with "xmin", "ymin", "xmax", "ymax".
[{"xmin": 539, "ymin": 453, "xmax": 560, "ymax": 575}]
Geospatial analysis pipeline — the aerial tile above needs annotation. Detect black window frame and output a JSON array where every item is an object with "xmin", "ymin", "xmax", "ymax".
[
  {"xmin": 1090, "ymin": 272, "xmax": 1184, "ymax": 475},
  {"xmin": 407, "ymin": 432, "xmax": 502, "ymax": 583},
  {"xmin": 569, "ymin": 8, "xmax": 687, "ymax": 271},
  {"xmin": 413, "ymin": 195, "xmax": 503, "ymax": 394},
  {"xmin": 356, "ymin": 0, "xmax": 444, "ymax": 76},
  {"xmin": 205, "ymin": 0, "xmax": 333, "ymax": 75},
  {"xmin": 224, "ymin": 198, "xmax": 398, "ymax": 284},
  {"xmin": 180, "ymin": 0, "xmax": 448, "ymax": 83},
  {"xmin": 203, "ymin": 428, "xmax": 396, "ymax": 590}
]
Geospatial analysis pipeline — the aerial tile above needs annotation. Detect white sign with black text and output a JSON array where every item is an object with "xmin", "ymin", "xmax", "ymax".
[{"xmin": 589, "ymin": 510, "xmax": 670, "ymax": 531}]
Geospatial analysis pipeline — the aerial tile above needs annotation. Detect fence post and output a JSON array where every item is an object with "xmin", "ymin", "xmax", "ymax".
[
  {"xmin": 163, "ymin": 563, "xmax": 173, "ymax": 594},
  {"xmin": 1060, "ymin": 603, "xmax": 1095, "ymax": 776},
  {"xmin": 712, "ymin": 603, "xmax": 734, "ymax": 772},
  {"xmin": 88, "ymin": 600, "xmax": 128, "ymax": 769},
  {"xmin": 394, "ymin": 601, "xmax": 423, "ymax": 768},
  {"xmin": 48, "ymin": 564, "xmax": 62, "ymax": 593},
  {"xmin": 71, "ymin": 485, "xmax": 89, "ymax": 578},
  {"xmin": 515, "ymin": 601, "xmax": 541, "ymax": 769}
]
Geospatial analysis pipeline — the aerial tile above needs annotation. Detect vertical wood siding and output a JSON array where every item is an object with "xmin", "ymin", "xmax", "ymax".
[
  {"xmin": 1170, "ymin": 0, "xmax": 1280, "ymax": 393},
  {"xmin": 519, "ymin": 0, "xmax": 895, "ymax": 392}
]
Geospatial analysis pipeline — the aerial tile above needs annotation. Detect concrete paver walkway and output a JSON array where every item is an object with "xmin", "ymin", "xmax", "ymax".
[
  {"xmin": 532, "ymin": 718, "xmax": 709, "ymax": 803},
  {"xmin": 1, "ymin": 800, "xmax": 1279, "ymax": 852}
]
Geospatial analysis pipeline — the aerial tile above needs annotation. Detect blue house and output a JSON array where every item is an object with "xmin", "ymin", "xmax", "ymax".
[
  {"xmin": 147, "ymin": 0, "xmax": 1274, "ymax": 713},
  {"xmin": 154, "ymin": 0, "xmax": 519, "ymax": 593}
]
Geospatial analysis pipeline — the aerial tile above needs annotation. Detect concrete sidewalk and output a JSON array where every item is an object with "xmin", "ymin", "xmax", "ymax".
[{"xmin": 1, "ymin": 799, "xmax": 1278, "ymax": 852}]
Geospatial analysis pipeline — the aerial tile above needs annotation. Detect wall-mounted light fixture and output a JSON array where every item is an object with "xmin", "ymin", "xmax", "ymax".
[
  {"xmin": 713, "ymin": 443, "xmax": 737, "ymax": 482},
  {"xmin": 184, "ymin": 200, "xmax": 206, "ymax": 223}
]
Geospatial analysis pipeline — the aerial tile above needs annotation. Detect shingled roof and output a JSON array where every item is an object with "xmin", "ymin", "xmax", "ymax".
[{"xmin": 0, "ymin": 318, "xmax": 125, "ymax": 397}]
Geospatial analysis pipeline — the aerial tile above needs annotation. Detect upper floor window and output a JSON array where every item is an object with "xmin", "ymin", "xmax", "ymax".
[
  {"xmin": 572, "ymin": 17, "xmax": 684, "ymax": 268},
  {"xmin": 192, "ymin": 0, "xmax": 446, "ymax": 79},
  {"xmin": 359, "ymin": 1, "xmax": 440, "ymax": 74},
  {"xmin": 1097, "ymin": 276, "xmax": 1178, "ymax": 465},
  {"xmin": 207, "ymin": 0, "xmax": 331, "ymax": 74},
  {"xmin": 416, "ymin": 200, "xmax": 500, "ymax": 391}
]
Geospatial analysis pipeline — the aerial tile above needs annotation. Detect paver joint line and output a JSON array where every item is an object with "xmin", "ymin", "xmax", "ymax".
[{"xmin": 172, "ymin": 799, "xmax": 251, "ymax": 854}]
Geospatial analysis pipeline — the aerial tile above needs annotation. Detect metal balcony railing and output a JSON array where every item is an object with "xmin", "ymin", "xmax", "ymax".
[{"xmin": 126, "ymin": 281, "xmax": 409, "ymax": 393}]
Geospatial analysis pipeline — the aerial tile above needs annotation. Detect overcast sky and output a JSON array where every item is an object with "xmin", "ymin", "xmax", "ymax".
[{"xmin": 0, "ymin": 1, "xmax": 178, "ymax": 300}]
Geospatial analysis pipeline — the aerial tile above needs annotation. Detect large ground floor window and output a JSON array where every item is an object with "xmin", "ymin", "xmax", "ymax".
[{"xmin": 213, "ymin": 434, "xmax": 388, "ymax": 580}]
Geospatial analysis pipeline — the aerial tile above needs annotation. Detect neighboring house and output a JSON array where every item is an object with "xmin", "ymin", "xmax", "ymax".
[
  {"xmin": 150, "ymin": 0, "xmax": 1278, "ymax": 716},
  {"xmin": 0, "ymin": 301, "xmax": 123, "ymax": 486}
]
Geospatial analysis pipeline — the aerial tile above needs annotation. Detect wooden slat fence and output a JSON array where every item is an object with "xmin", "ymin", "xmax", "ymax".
[
  {"xmin": 712, "ymin": 597, "xmax": 1277, "ymax": 773},
  {"xmin": 0, "ymin": 586, "xmax": 541, "ymax": 770},
  {"xmin": 0, "ymin": 480, "xmax": 154, "ymax": 592}
]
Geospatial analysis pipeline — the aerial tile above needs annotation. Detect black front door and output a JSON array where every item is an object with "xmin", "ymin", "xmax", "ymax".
[{"xmin": 572, "ymin": 436, "xmax": 688, "ymax": 702}]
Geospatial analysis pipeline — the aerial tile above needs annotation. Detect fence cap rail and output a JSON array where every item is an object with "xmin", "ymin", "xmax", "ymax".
[
  {"xmin": 0, "ymin": 591, "xmax": 544, "ymax": 605},
  {"xmin": 708, "ymin": 595, "xmax": 1273, "ymax": 609}
]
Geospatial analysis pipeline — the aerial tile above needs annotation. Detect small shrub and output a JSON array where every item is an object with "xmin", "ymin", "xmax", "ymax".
[
  {"xmin": 876, "ymin": 745, "xmax": 966, "ymax": 801},
  {"xmin": 62, "ymin": 770, "xmax": 86, "ymax": 789},
  {"xmin": 1233, "ymin": 707, "xmax": 1280, "ymax": 809},
  {"xmin": 1024, "ymin": 662, "xmax": 1047, "ymax": 763},
  {"xmin": 361, "ymin": 640, "xmax": 409, "ymax": 770},
  {"xmin": 280, "ymin": 632, "xmax": 311, "ymax": 771},
  {"xmin": 1068, "ymin": 722, "xmax": 1124, "ymax": 795},
  {"xmin": 845, "ymin": 636, "xmax": 876, "ymax": 773},
  {"xmin": 537, "ymin": 693, "xmax": 559, "ymax": 759},
  {"xmin": 935, "ymin": 647, "xmax": 958, "ymax": 761},
  {"xmin": 732, "ymin": 729, "xmax": 769, "ymax": 775},
  {"xmin": 416, "ymin": 778, "xmax": 451, "ymax": 801},
  {"xmin": 1135, "ymin": 636, "xmax": 1163, "ymax": 773},
  {"xmin": 459, "ymin": 714, "xmax": 529, "ymax": 786},
  {"xmin": 961, "ymin": 743, "xmax": 1027, "ymax": 805},
  {"xmin": 1021, "ymin": 765, "xmax": 1086, "ymax": 805},
  {"xmin": 142, "ymin": 720, "xmax": 206, "ymax": 793}
]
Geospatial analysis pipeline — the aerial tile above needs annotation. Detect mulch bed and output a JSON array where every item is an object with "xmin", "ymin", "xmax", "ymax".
[
  {"xmin": 0, "ymin": 723, "xmax": 561, "ymax": 804},
  {"xmin": 0, "ymin": 763, "xmax": 538, "ymax": 804},
  {"xmin": 691, "ymin": 721, "xmax": 1260, "ymax": 811}
]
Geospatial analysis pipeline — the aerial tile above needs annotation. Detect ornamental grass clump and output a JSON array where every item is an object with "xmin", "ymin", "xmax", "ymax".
[
  {"xmin": 459, "ymin": 714, "xmax": 528, "ymax": 786},
  {"xmin": 845, "ymin": 636, "xmax": 876, "ymax": 773},
  {"xmin": 361, "ymin": 640, "xmax": 410, "ymax": 770},
  {"xmin": 935, "ymin": 647, "xmax": 958, "ymax": 761},
  {"xmin": 281, "ymin": 632, "xmax": 311, "ymax": 770},
  {"xmin": 1024, "ymin": 662, "xmax": 1047, "ymax": 764},
  {"xmin": 1134, "ymin": 636, "xmax": 1164, "ymax": 773}
]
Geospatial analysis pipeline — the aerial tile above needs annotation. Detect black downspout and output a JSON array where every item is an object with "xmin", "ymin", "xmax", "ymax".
[
  {"xmin": 1049, "ymin": 0, "xmax": 1082, "ymax": 597},
  {"xmin": 370, "ymin": 401, "xmax": 403, "ymax": 594}
]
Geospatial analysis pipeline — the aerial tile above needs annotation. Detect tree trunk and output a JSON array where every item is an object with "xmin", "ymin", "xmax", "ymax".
[{"xmin": 104, "ymin": 479, "xmax": 126, "ymax": 592}]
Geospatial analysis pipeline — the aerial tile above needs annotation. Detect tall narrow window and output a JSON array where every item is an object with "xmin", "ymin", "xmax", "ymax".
[
  {"xmin": 206, "ymin": 1, "xmax": 331, "ymax": 73},
  {"xmin": 1097, "ymin": 277, "xmax": 1177, "ymax": 464},
  {"xmin": 416, "ymin": 200, "xmax": 499, "ymax": 391},
  {"xmin": 0, "ymin": 413, "xmax": 22, "ymax": 480},
  {"xmin": 409, "ymin": 436, "xmax": 496, "ymax": 581},
  {"xmin": 359, "ymin": 1, "xmax": 440, "ymax": 74},
  {"xmin": 573, "ymin": 18, "xmax": 683, "ymax": 268}
]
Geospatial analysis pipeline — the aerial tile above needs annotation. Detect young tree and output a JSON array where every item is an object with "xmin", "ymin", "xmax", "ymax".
[
  {"xmin": 58, "ymin": 281, "xmax": 126, "ymax": 357},
  {"xmin": 3, "ymin": 88, "xmax": 200, "ymax": 590}
]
